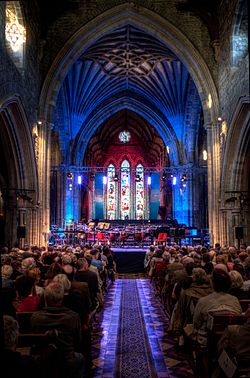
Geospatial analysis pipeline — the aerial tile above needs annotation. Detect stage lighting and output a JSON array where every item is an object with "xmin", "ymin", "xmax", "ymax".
[
  {"xmin": 77, "ymin": 175, "xmax": 82, "ymax": 185},
  {"xmin": 147, "ymin": 176, "xmax": 151, "ymax": 185},
  {"xmin": 172, "ymin": 176, "xmax": 177, "ymax": 185},
  {"xmin": 181, "ymin": 174, "xmax": 187, "ymax": 182},
  {"xmin": 103, "ymin": 176, "xmax": 107, "ymax": 185}
]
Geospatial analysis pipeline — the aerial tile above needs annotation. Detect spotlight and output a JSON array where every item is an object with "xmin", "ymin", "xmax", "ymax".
[
  {"xmin": 173, "ymin": 176, "xmax": 177, "ymax": 185},
  {"xmin": 147, "ymin": 176, "xmax": 151, "ymax": 185},
  {"xmin": 103, "ymin": 176, "xmax": 107, "ymax": 185},
  {"xmin": 181, "ymin": 174, "xmax": 187, "ymax": 182},
  {"xmin": 77, "ymin": 175, "xmax": 82, "ymax": 185}
]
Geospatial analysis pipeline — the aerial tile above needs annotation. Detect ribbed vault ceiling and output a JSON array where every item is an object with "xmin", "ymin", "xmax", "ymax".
[{"xmin": 54, "ymin": 25, "xmax": 202, "ymax": 165}]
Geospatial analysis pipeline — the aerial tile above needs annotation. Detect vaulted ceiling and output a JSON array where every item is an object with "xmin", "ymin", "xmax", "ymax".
[{"xmin": 53, "ymin": 25, "xmax": 202, "ymax": 166}]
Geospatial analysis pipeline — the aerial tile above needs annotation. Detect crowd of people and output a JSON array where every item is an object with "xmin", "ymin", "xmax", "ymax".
[
  {"xmin": 1, "ymin": 242, "xmax": 116, "ymax": 377},
  {"xmin": 145, "ymin": 242, "xmax": 250, "ymax": 376},
  {"xmin": 1, "ymin": 240, "xmax": 250, "ymax": 377}
]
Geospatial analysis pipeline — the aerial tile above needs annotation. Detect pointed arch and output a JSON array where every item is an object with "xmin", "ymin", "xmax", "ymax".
[{"xmin": 121, "ymin": 159, "xmax": 130, "ymax": 220}]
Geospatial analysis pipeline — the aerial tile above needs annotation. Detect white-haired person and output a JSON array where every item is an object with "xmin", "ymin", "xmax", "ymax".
[
  {"xmin": 31, "ymin": 282, "xmax": 85, "ymax": 378},
  {"xmin": 53, "ymin": 273, "xmax": 93, "ymax": 372},
  {"xmin": 229, "ymin": 270, "xmax": 248, "ymax": 299},
  {"xmin": 2, "ymin": 264, "xmax": 14, "ymax": 289}
]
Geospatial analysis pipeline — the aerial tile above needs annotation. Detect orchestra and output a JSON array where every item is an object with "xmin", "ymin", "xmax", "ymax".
[{"xmin": 48, "ymin": 220, "xmax": 209, "ymax": 247}]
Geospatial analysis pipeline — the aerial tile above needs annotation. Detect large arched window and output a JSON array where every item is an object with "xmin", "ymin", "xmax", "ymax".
[
  {"xmin": 107, "ymin": 164, "xmax": 116, "ymax": 220},
  {"xmin": 5, "ymin": 1, "xmax": 26, "ymax": 70},
  {"xmin": 231, "ymin": 0, "xmax": 248, "ymax": 66},
  {"xmin": 135, "ymin": 164, "xmax": 144, "ymax": 219},
  {"xmin": 120, "ymin": 160, "xmax": 130, "ymax": 219}
]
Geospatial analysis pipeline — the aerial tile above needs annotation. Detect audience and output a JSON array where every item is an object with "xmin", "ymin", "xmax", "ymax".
[{"xmin": 2, "ymin": 239, "xmax": 250, "ymax": 377}]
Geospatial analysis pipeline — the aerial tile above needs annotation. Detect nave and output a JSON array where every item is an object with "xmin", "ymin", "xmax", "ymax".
[{"xmin": 90, "ymin": 278, "xmax": 194, "ymax": 378}]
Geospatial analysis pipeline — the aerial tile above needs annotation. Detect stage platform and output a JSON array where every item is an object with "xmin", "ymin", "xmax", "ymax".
[{"xmin": 112, "ymin": 247, "xmax": 147, "ymax": 274}]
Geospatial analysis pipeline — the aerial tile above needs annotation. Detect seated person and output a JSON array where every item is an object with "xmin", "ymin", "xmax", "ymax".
[
  {"xmin": 75, "ymin": 258, "xmax": 99, "ymax": 311},
  {"xmin": 2, "ymin": 315, "xmax": 40, "ymax": 378},
  {"xmin": 2, "ymin": 265, "xmax": 15, "ymax": 289},
  {"xmin": 31, "ymin": 282, "xmax": 85, "ymax": 378},
  {"xmin": 172, "ymin": 268, "xmax": 213, "ymax": 334},
  {"xmin": 193, "ymin": 268, "xmax": 242, "ymax": 351},
  {"xmin": 15, "ymin": 275, "xmax": 41, "ymax": 312},
  {"xmin": 229, "ymin": 270, "xmax": 249, "ymax": 299},
  {"xmin": 89, "ymin": 249, "xmax": 104, "ymax": 272}
]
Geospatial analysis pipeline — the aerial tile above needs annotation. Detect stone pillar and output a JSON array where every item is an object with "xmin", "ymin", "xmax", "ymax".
[
  {"xmin": 4, "ymin": 193, "xmax": 18, "ymax": 248},
  {"xmin": 206, "ymin": 122, "xmax": 221, "ymax": 246},
  {"xmin": 37, "ymin": 122, "xmax": 51, "ymax": 246}
]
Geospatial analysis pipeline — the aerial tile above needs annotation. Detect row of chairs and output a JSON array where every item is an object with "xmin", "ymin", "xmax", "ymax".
[{"xmin": 150, "ymin": 262, "xmax": 250, "ymax": 377}]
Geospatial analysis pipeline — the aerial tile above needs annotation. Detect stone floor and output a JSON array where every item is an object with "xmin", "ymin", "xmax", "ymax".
[{"xmin": 90, "ymin": 278, "xmax": 197, "ymax": 378}]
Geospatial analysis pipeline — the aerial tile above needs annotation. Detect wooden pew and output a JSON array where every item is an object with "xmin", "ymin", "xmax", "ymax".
[
  {"xmin": 239, "ymin": 299, "xmax": 250, "ymax": 313},
  {"xmin": 206, "ymin": 312, "xmax": 247, "ymax": 376},
  {"xmin": 17, "ymin": 331, "xmax": 64, "ymax": 378},
  {"xmin": 16, "ymin": 311, "xmax": 34, "ymax": 333}
]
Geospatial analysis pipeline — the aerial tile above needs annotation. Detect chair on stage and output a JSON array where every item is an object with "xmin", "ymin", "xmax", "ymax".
[
  {"xmin": 155, "ymin": 232, "xmax": 167, "ymax": 245},
  {"xmin": 96, "ymin": 232, "xmax": 109, "ymax": 244}
]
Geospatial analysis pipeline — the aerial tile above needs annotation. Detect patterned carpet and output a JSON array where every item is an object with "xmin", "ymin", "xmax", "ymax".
[
  {"xmin": 115, "ymin": 280, "xmax": 159, "ymax": 377},
  {"xmin": 90, "ymin": 278, "xmax": 197, "ymax": 378}
]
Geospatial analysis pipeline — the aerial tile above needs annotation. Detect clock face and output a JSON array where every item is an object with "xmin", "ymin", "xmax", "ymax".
[{"xmin": 119, "ymin": 131, "xmax": 131, "ymax": 143}]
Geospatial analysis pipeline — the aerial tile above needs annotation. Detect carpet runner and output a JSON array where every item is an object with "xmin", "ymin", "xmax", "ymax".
[
  {"xmin": 91, "ymin": 279, "xmax": 194, "ymax": 378},
  {"xmin": 115, "ymin": 279, "xmax": 158, "ymax": 378}
]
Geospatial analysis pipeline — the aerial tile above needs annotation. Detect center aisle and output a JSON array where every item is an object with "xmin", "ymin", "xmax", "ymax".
[{"xmin": 91, "ymin": 278, "xmax": 170, "ymax": 378}]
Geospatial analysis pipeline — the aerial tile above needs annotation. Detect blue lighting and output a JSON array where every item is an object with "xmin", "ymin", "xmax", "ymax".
[
  {"xmin": 147, "ymin": 176, "xmax": 151, "ymax": 185},
  {"xmin": 77, "ymin": 175, "xmax": 82, "ymax": 185},
  {"xmin": 172, "ymin": 176, "xmax": 177, "ymax": 185},
  {"xmin": 103, "ymin": 176, "xmax": 107, "ymax": 185}
]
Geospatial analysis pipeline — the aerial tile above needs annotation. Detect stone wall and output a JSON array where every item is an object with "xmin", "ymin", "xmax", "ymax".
[
  {"xmin": 218, "ymin": 0, "xmax": 249, "ymax": 122},
  {"xmin": 0, "ymin": 2, "xmax": 40, "ymax": 125}
]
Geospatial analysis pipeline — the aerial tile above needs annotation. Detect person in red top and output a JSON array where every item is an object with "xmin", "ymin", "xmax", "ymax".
[{"xmin": 15, "ymin": 275, "xmax": 41, "ymax": 312}]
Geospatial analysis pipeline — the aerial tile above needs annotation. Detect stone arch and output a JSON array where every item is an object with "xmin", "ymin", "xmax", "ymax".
[
  {"xmin": 220, "ymin": 97, "xmax": 250, "ymax": 244},
  {"xmin": 221, "ymin": 98, "xmax": 250, "ymax": 193},
  {"xmin": 39, "ymin": 3, "xmax": 219, "ymax": 127},
  {"xmin": 0, "ymin": 96, "xmax": 39, "ymax": 246},
  {"xmin": 71, "ymin": 97, "xmax": 181, "ymax": 166}
]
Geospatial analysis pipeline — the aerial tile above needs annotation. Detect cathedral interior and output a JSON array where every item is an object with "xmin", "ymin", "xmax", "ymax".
[
  {"xmin": 1, "ymin": 2, "xmax": 250, "ymax": 378},
  {"xmin": 0, "ymin": 0, "xmax": 249, "ymax": 248}
]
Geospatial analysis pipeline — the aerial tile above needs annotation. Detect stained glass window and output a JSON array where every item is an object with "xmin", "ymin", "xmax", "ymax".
[
  {"xmin": 135, "ymin": 164, "xmax": 144, "ymax": 219},
  {"xmin": 5, "ymin": 2, "xmax": 26, "ymax": 69},
  {"xmin": 107, "ymin": 164, "xmax": 116, "ymax": 220},
  {"xmin": 121, "ymin": 160, "xmax": 130, "ymax": 219},
  {"xmin": 119, "ymin": 131, "xmax": 131, "ymax": 143}
]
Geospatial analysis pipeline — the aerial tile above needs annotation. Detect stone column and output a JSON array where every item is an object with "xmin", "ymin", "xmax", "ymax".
[
  {"xmin": 4, "ymin": 193, "xmax": 18, "ymax": 248},
  {"xmin": 37, "ymin": 121, "xmax": 51, "ymax": 246},
  {"xmin": 206, "ymin": 122, "xmax": 221, "ymax": 246}
]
